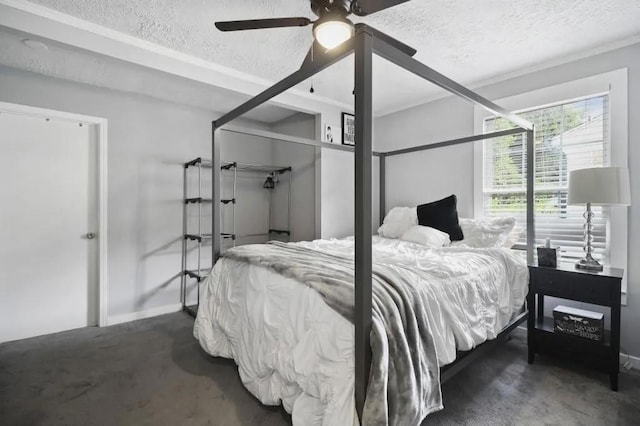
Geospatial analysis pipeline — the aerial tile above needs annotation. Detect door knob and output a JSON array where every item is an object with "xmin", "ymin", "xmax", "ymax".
[{"xmin": 86, "ymin": 232, "xmax": 96, "ymax": 239}]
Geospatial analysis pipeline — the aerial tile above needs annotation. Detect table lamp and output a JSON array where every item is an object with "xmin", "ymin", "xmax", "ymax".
[{"xmin": 568, "ymin": 167, "xmax": 631, "ymax": 271}]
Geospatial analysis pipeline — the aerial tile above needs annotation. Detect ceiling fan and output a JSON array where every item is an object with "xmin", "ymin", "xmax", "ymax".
[{"xmin": 215, "ymin": 0, "xmax": 413, "ymax": 52}]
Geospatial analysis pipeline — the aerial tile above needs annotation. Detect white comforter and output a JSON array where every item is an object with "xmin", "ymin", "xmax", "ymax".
[{"xmin": 194, "ymin": 236, "xmax": 528, "ymax": 425}]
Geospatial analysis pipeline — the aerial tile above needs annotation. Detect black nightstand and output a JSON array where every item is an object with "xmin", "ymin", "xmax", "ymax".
[{"xmin": 527, "ymin": 263, "xmax": 624, "ymax": 390}]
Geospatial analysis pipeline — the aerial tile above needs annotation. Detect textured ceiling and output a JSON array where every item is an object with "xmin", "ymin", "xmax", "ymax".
[
  {"xmin": 0, "ymin": 26, "xmax": 299, "ymax": 123},
  {"xmin": 23, "ymin": 0, "xmax": 640, "ymax": 113}
]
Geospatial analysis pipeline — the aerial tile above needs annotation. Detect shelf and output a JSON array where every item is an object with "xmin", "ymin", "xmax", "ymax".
[
  {"xmin": 186, "ymin": 197, "xmax": 236, "ymax": 205},
  {"xmin": 531, "ymin": 262, "xmax": 624, "ymax": 279},
  {"xmin": 221, "ymin": 161, "xmax": 291, "ymax": 174},
  {"xmin": 220, "ymin": 230, "xmax": 291, "ymax": 240},
  {"xmin": 185, "ymin": 233, "xmax": 213, "ymax": 242},
  {"xmin": 184, "ymin": 157, "xmax": 212, "ymax": 169},
  {"xmin": 535, "ymin": 316, "xmax": 610, "ymax": 347},
  {"xmin": 186, "ymin": 158, "xmax": 292, "ymax": 174},
  {"xmin": 185, "ymin": 197, "xmax": 212, "ymax": 204},
  {"xmin": 184, "ymin": 269, "xmax": 210, "ymax": 282}
]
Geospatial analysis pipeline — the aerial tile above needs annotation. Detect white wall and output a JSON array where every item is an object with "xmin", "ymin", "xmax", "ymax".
[
  {"xmin": 376, "ymin": 95, "xmax": 475, "ymax": 216},
  {"xmin": 268, "ymin": 113, "xmax": 318, "ymax": 242},
  {"xmin": 385, "ymin": 143, "xmax": 474, "ymax": 218},
  {"xmin": 271, "ymin": 141, "xmax": 316, "ymax": 242},
  {"xmin": 321, "ymin": 149, "xmax": 380, "ymax": 239},
  {"xmin": 270, "ymin": 112, "xmax": 316, "ymax": 139},
  {"xmin": 0, "ymin": 65, "xmax": 268, "ymax": 323},
  {"xmin": 321, "ymin": 149, "xmax": 355, "ymax": 239},
  {"xmin": 375, "ymin": 42, "xmax": 640, "ymax": 358}
]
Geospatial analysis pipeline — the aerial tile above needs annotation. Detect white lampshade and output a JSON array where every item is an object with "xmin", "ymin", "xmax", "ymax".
[
  {"xmin": 313, "ymin": 19, "xmax": 354, "ymax": 50},
  {"xmin": 568, "ymin": 167, "xmax": 631, "ymax": 206}
]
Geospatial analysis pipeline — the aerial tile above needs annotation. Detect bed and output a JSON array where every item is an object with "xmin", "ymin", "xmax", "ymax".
[
  {"xmin": 201, "ymin": 22, "xmax": 536, "ymax": 425},
  {"xmin": 194, "ymin": 235, "xmax": 528, "ymax": 425}
]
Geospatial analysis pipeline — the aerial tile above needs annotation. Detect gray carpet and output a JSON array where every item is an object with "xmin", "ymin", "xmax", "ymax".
[{"xmin": 0, "ymin": 313, "xmax": 638, "ymax": 426}]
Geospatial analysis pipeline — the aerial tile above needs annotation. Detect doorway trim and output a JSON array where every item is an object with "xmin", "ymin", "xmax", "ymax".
[{"xmin": 0, "ymin": 101, "xmax": 109, "ymax": 326}]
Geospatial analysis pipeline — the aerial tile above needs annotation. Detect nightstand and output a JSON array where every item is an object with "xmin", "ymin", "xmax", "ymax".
[{"xmin": 527, "ymin": 263, "xmax": 623, "ymax": 390}]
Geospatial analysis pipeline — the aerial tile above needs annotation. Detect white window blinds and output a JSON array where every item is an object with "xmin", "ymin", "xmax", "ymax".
[{"xmin": 483, "ymin": 94, "xmax": 610, "ymax": 261}]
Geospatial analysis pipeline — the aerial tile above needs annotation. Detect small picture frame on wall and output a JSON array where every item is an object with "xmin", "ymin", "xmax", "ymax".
[
  {"xmin": 342, "ymin": 112, "xmax": 355, "ymax": 146},
  {"xmin": 323, "ymin": 122, "xmax": 336, "ymax": 143}
]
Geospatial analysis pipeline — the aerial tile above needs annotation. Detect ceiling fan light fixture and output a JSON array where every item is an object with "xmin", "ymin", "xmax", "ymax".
[{"xmin": 313, "ymin": 16, "xmax": 354, "ymax": 50}]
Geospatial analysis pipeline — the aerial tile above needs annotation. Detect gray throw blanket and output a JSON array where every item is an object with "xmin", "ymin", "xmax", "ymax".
[{"xmin": 223, "ymin": 241, "xmax": 443, "ymax": 426}]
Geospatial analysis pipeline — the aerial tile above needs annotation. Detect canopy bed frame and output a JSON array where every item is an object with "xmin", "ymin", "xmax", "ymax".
[{"xmin": 210, "ymin": 23, "xmax": 535, "ymax": 418}]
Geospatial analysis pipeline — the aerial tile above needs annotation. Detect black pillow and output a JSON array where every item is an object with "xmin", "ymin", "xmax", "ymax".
[{"xmin": 417, "ymin": 195, "xmax": 464, "ymax": 241}]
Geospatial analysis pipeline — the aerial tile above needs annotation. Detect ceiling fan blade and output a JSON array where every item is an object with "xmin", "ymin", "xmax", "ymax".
[
  {"xmin": 351, "ymin": 0, "xmax": 410, "ymax": 16},
  {"xmin": 215, "ymin": 17, "xmax": 312, "ymax": 32}
]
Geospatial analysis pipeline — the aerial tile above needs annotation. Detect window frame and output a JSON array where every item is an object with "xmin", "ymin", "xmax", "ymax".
[{"xmin": 473, "ymin": 68, "xmax": 629, "ymax": 301}]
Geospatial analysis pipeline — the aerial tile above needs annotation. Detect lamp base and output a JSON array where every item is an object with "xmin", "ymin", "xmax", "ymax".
[{"xmin": 575, "ymin": 257, "xmax": 603, "ymax": 272}]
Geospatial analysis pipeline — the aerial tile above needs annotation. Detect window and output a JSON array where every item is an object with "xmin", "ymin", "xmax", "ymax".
[
  {"xmin": 482, "ymin": 94, "xmax": 610, "ymax": 262},
  {"xmin": 473, "ymin": 69, "xmax": 628, "ymax": 300}
]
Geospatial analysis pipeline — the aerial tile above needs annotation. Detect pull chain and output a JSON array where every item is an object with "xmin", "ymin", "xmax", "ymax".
[{"xmin": 310, "ymin": 43, "xmax": 315, "ymax": 93}]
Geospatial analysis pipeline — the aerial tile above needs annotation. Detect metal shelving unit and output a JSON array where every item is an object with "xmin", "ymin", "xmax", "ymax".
[
  {"xmin": 180, "ymin": 158, "xmax": 292, "ymax": 317},
  {"xmin": 181, "ymin": 157, "xmax": 212, "ymax": 317}
]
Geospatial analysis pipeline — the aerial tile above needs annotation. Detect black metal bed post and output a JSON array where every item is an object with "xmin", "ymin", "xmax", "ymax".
[
  {"xmin": 526, "ymin": 129, "xmax": 536, "ymax": 264},
  {"xmin": 383, "ymin": 128, "xmax": 530, "ymax": 156},
  {"xmin": 213, "ymin": 39, "xmax": 355, "ymax": 129},
  {"xmin": 379, "ymin": 153, "xmax": 386, "ymax": 226},
  {"xmin": 371, "ymin": 37, "xmax": 532, "ymax": 131},
  {"xmin": 212, "ymin": 122, "xmax": 222, "ymax": 265},
  {"xmin": 354, "ymin": 29, "xmax": 374, "ymax": 421}
]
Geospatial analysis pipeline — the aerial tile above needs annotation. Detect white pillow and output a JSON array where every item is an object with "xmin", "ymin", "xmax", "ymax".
[
  {"xmin": 400, "ymin": 225, "xmax": 450, "ymax": 247},
  {"xmin": 454, "ymin": 217, "xmax": 517, "ymax": 248},
  {"xmin": 377, "ymin": 207, "xmax": 417, "ymax": 239},
  {"xmin": 504, "ymin": 224, "xmax": 525, "ymax": 248}
]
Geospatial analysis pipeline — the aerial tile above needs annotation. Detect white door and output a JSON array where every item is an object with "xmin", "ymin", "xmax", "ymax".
[{"xmin": 0, "ymin": 110, "xmax": 98, "ymax": 342}]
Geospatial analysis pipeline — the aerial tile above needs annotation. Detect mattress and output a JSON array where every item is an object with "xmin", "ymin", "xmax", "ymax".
[{"xmin": 194, "ymin": 236, "xmax": 529, "ymax": 425}]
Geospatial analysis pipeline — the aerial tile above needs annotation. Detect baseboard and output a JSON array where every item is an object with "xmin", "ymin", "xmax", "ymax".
[
  {"xmin": 107, "ymin": 303, "xmax": 183, "ymax": 326},
  {"xmin": 621, "ymin": 353, "xmax": 640, "ymax": 371}
]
